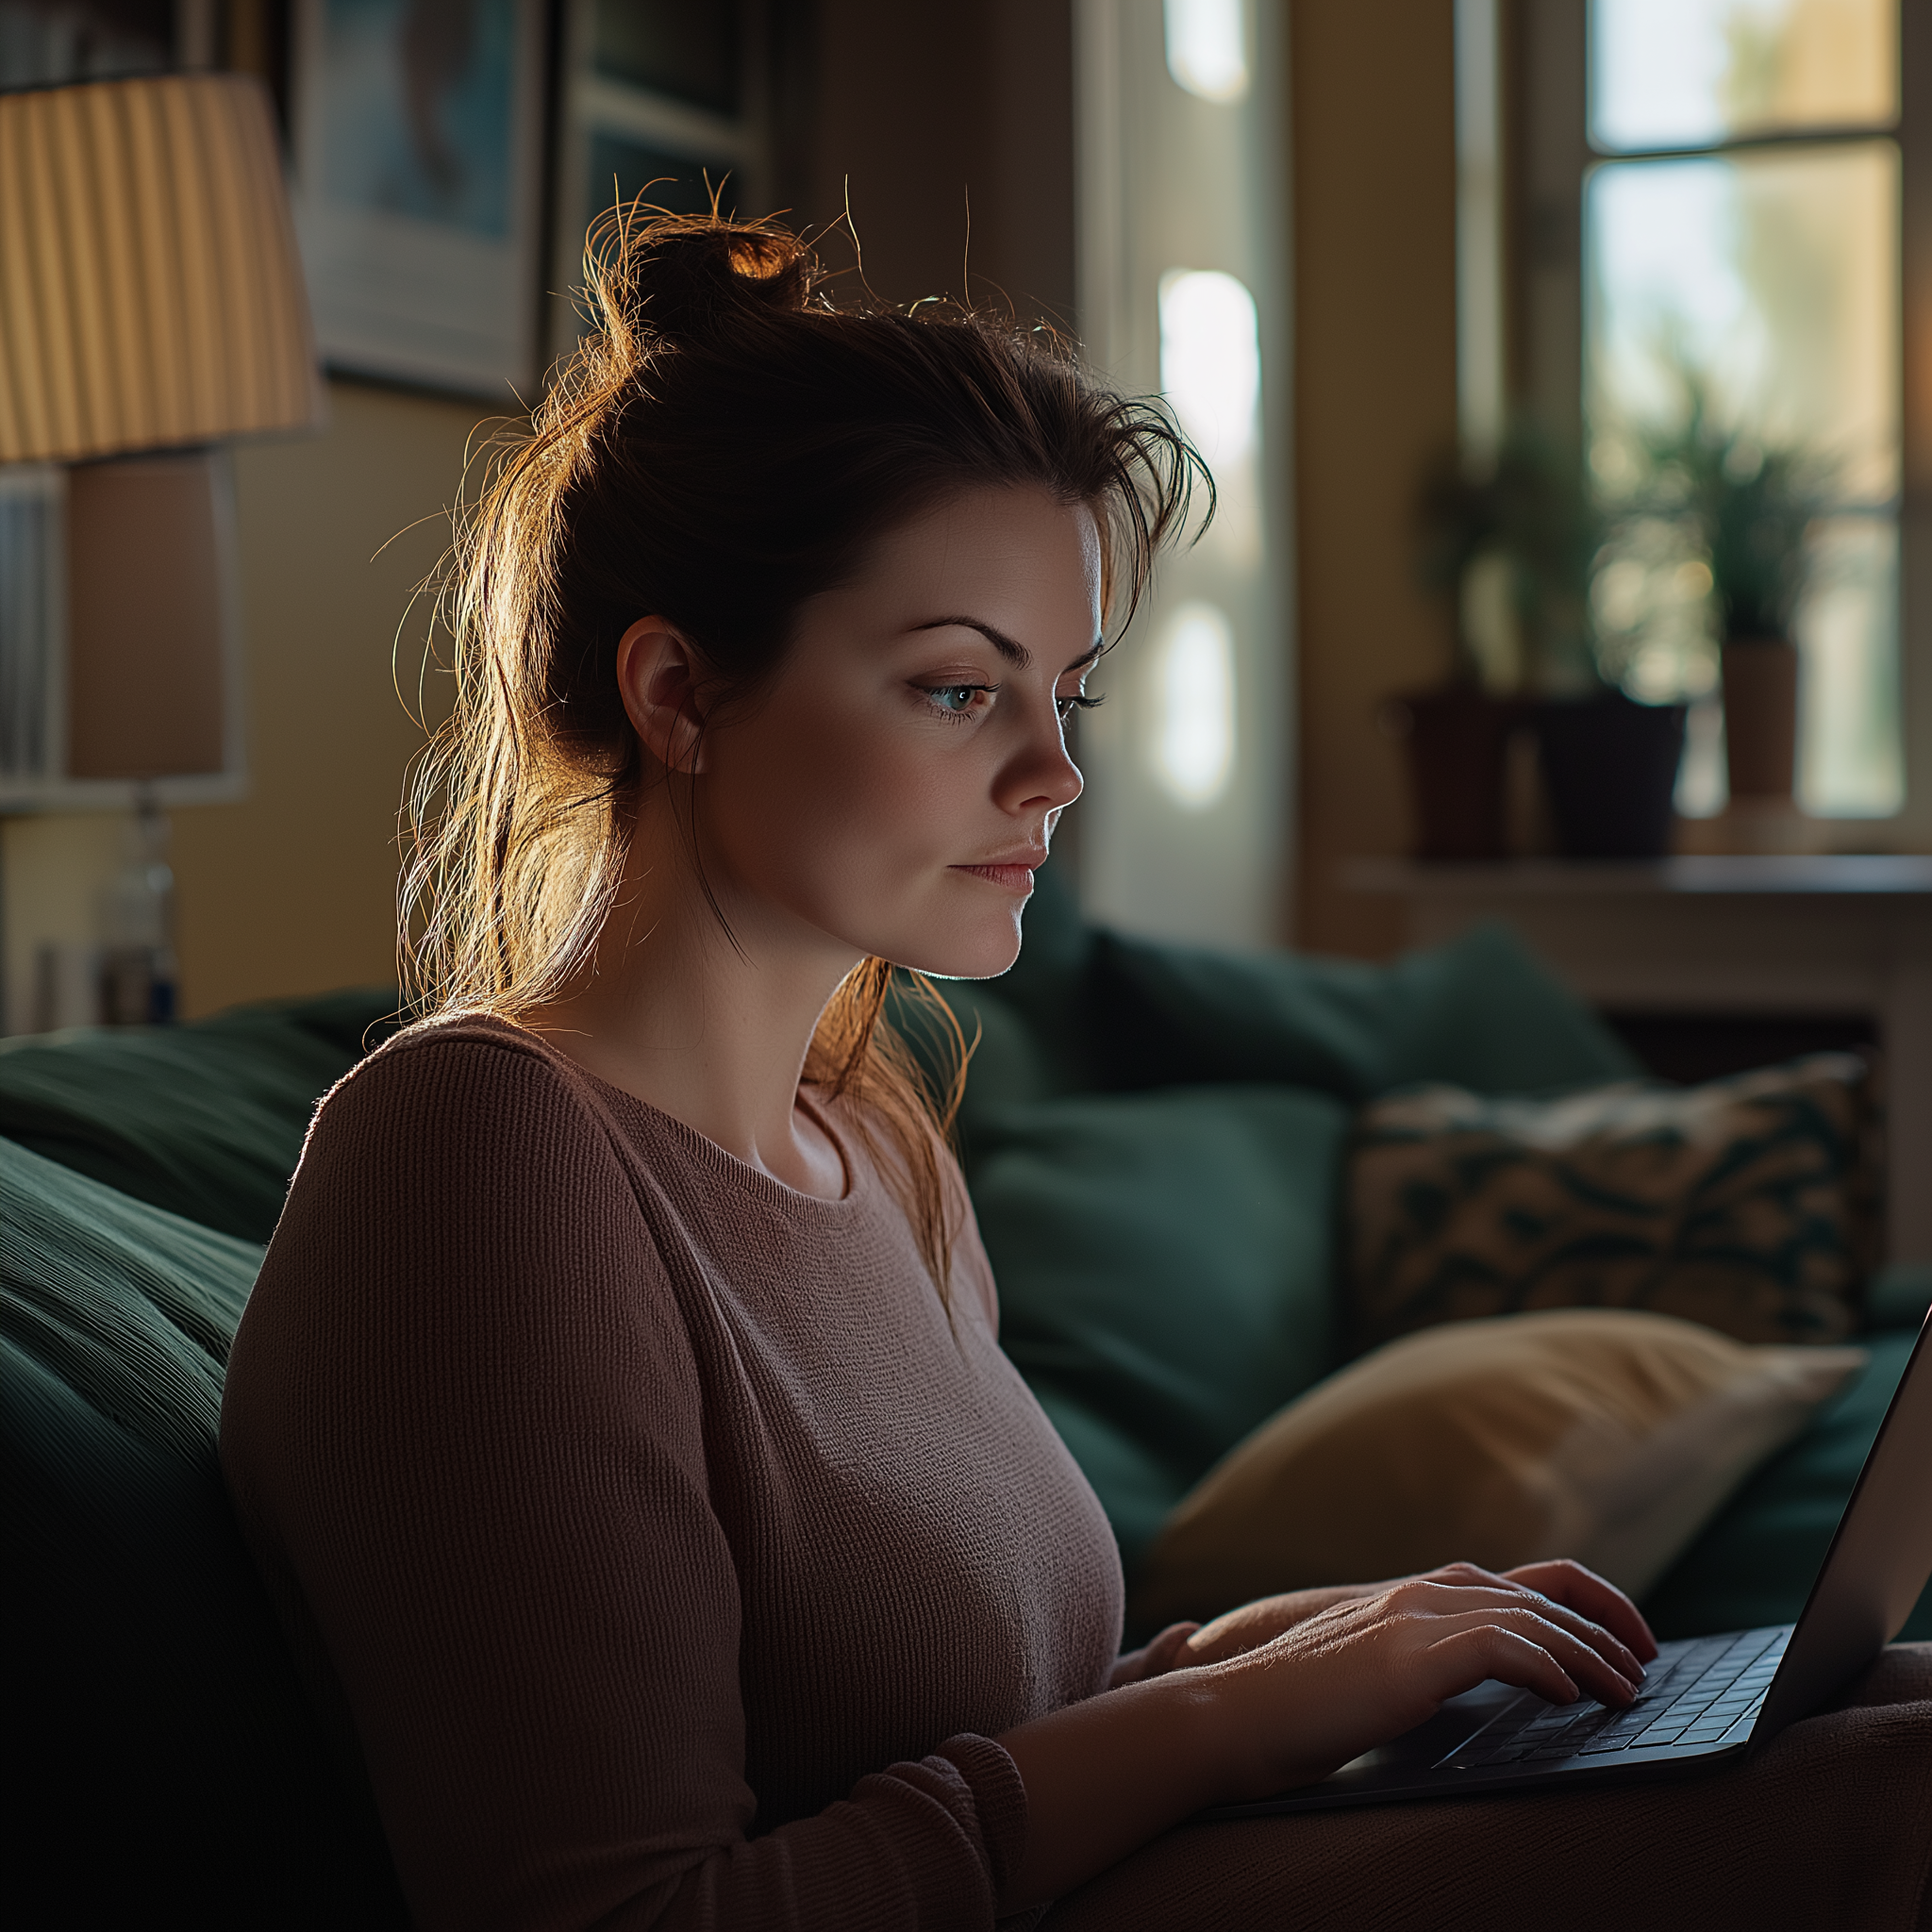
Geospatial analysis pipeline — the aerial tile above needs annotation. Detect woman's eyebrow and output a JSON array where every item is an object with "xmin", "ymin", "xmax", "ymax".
[
  {"xmin": 910, "ymin": 616, "xmax": 1031, "ymax": 667},
  {"xmin": 910, "ymin": 620, "xmax": 1106, "ymax": 676}
]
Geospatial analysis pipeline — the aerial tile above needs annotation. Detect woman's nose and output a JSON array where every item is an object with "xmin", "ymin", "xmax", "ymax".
[{"xmin": 996, "ymin": 704, "xmax": 1085, "ymax": 816}]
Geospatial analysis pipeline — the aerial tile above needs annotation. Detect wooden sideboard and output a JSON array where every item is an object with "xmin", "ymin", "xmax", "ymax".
[{"xmin": 1344, "ymin": 856, "xmax": 1932, "ymax": 1266}]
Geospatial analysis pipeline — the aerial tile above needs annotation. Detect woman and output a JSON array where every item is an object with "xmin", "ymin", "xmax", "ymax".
[{"xmin": 221, "ymin": 214, "xmax": 1929, "ymax": 1931}]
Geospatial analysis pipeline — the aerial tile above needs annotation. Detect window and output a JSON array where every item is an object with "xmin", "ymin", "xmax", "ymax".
[
  {"xmin": 1074, "ymin": 0, "xmax": 1289, "ymax": 944},
  {"xmin": 1502, "ymin": 0, "xmax": 1926, "ymax": 833},
  {"xmin": 1587, "ymin": 0, "xmax": 1901, "ymax": 817}
]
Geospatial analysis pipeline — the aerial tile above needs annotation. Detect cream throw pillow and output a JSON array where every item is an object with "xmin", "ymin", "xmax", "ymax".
[{"xmin": 1134, "ymin": 1308, "xmax": 1864, "ymax": 1629}]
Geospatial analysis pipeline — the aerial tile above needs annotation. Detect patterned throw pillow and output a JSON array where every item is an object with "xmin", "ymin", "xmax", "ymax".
[{"xmin": 1348, "ymin": 1054, "xmax": 1881, "ymax": 1350}]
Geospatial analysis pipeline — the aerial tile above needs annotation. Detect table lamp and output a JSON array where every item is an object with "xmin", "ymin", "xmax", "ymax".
[{"xmin": 0, "ymin": 70, "xmax": 323, "ymax": 1025}]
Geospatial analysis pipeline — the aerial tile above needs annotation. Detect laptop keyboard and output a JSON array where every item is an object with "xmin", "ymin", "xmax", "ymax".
[{"xmin": 1444, "ymin": 1626, "xmax": 1789, "ymax": 1770}]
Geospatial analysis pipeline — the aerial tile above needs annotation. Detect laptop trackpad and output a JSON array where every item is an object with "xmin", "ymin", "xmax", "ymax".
[{"xmin": 1321, "ymin": 1678, "xmax": 1525, "ymax": 1792}]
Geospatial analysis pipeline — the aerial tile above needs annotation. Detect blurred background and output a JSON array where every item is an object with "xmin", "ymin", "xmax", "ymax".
[{"xmin": 0, "ymin": 0, "xmax": 1925, "ymax": 1025}]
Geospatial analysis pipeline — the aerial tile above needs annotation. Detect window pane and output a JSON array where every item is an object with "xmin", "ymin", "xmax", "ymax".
[
  {"xmin": 1799, "ymin": 515, "xmax": 1899, "ymax": 814},
  {"xmin": 1591, "ymin": 0, "xmax": 1897, "ymax": 153},
  {"xmin": 1586, "ymin": 142, "xmax": 1902, "ymax": 815},
  {"xmin": 1589, "ymin": 145, "xmax": 1899, "ymax": 495}
]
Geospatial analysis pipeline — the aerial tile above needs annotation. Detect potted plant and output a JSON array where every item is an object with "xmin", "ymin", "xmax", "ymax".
[
  {"xmin": 1612, "ymin": 381, "xmax": 1837, "ymax": 804},
  {"xmin": 1401, "ymin": 424, "xmax": 1584, "ymax": 861},
  {"xmin": 1408, "ymin": 421, "xmax": 1685, "ymax": 860}
]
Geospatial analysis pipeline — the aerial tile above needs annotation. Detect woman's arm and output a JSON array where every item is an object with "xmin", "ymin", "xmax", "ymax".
[{"xmin": 998, "ymin": 1563, "xmax": 1653, "ymax": 1911}]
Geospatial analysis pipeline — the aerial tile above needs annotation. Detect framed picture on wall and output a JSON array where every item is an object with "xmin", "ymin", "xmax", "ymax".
[
  {"xmin": 291, "ymin": 0, "xmax": 547, "ymax": 399},
  {"xmin": 547, "ymin": 0, "xmax": 769, "ymax": 360}
]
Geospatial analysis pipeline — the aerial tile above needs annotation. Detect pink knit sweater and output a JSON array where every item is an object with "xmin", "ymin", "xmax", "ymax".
[{"xmin": 221, "ymin": 1018, "xmax": 1124, "ymax": 1931}]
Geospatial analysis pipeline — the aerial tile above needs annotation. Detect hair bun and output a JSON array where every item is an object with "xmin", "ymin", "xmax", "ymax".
[{"xmin": 586, "ymin": 208, "xmax": 815, "ymax": 351}]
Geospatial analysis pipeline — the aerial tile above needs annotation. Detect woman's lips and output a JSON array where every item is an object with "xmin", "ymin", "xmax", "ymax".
[{"xmin": 951, "ymin": 862, "xmax": 1038, "ymax": 893}]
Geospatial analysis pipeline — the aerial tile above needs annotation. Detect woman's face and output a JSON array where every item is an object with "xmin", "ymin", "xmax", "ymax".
[{"xmin": 695, "ymin": 484, "xmax": 1100, "ymax": 980}]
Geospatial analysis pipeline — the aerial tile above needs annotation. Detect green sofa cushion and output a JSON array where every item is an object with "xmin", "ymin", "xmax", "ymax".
[
  {"xmin": 903, "ymin": 869, "xmax": 1640, "ymax": 1155},
  {"xmin": 0, "ymin": 988, "xmax": 397, "ymax": 1243},
  {"xmin": 966, "ymin": 1084, "xmax": 1353, "ymax": 1572},
  {"xmin": 3, "ymin": 1140, "xmax": 407, "ymax": 1927},
  {"xmin": 1088, "ymin": 919, "xmax": 1641, "ymax": 1102},
  {"xmin": 1643, "ymin": 1322, "xmax": 1932, "ymax": 1642}
]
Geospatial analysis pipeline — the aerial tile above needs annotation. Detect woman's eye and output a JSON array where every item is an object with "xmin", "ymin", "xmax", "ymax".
[
  {"xmin": 921, "ymin": 683, "xmax": 995, "ymax": 717},
  {"xmin": 1057, "ymin": 691, "xmax": 1104, "ymax": 720}
]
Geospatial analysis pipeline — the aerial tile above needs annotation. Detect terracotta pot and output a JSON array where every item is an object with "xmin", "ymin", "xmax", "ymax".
[
  {"xmin": 1536, "ymin": 691, "xmax": 1686, "ymax": 859},
  {"xmin": 1722, "ymin": 639, "xmax": 1800, "ymax": 801},
  {"xmin": 1384, "ymin": 685, "xmax": 1533, "ymax": 860}
]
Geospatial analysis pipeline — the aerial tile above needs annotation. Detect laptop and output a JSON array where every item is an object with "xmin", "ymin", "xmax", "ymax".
[{"xmin": 1207, "ymin": 1307, "xmax": 1932, "ymax": 1818}]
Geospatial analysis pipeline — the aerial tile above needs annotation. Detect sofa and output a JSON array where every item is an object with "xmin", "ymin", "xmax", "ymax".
[{"xmin": 8, "ymin": 869, "xmax": 1927, "ymax": 1925}]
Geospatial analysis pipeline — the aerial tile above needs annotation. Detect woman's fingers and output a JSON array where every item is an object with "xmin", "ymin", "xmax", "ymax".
[
  {"xmin": 1141, "ymin": 1621, "xmax": 1201, "ymax": 1677},
  {"xmin": 1436, "ymin": 1602, "xmax": 1642, "ymax": 1706},
  {"xmin": 1424, "ymin": 1623, "xmax": 1580, "ymax": 1708},
  {"xmin": 1388, "ymin": 1578, "xmax": 1647, "ymax": 1691},
  {"xmin": 1219, "ymin": 1579, "xmax": 1651, "ymax": 1799},
  {"xmin": 1499, "ymin": 1559, "xmax": 1660, "ymax": 1663},
  {"xmin": 1109, "ymin": 1620, "xmax": 1201, "ymax": 1687}
]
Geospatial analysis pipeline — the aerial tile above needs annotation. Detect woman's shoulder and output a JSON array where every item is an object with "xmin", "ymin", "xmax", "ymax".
[
  {"xmin": 298, "ymin": 1010, "xmax": 645, "ymax": 1208},
  {"xmin": 320, "ymin": 1009, "xmax": 607, "ymax": 1128},
  {"xmin": 341, "ymin": 1008, "xmax": 580, "ymax": 1086},
  {"xmin": 249, "ymin": 1013, "xmax": 687, "ymax": 1360}
]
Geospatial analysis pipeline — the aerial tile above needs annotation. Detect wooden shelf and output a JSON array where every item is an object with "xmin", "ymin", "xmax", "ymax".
[
  {"xmin": 1343, "ymin": 855, "xmax": 1932, "ymax": 898},
  {"xmin": 1344, "ymin": 853, "xmax": 1932, "ymax": 1266}
]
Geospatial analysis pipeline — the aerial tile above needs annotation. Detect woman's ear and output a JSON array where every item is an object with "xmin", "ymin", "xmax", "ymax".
[{"xmin": 616, "ymin": 618, "xmax": 711, "ymax": 774}]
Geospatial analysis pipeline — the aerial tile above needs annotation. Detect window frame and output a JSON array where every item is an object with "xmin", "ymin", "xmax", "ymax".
[{"xmin": 1506, "ymin": 0, "xmax": 1930, "ymax": 843}]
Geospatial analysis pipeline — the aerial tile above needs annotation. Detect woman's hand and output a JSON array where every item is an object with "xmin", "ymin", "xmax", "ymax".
[
  {"xmin": 999, "ymin": 1557, "xmax": 1655, "ymax": 1908},
  {"xmin": 1198, "ymin": 1560, "xmax": 1654, "ymax": 1803},
  {"xmin": 1174, "ymin": 1558, "xmax": 1657, "ymax": 1673}
]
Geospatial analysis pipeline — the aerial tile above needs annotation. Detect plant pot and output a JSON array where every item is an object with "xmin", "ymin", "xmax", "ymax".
[
  {"xmin": 1383, "ymin": 685, "xmax": 1533, "ymax": 860},
  {"xmin": 1536, "ymin": 691, "xmax": 1686, "ymax": 859},
  {"xmin": 1722, "ymin": 638, "xmax": 1800, "ymax": 801}
]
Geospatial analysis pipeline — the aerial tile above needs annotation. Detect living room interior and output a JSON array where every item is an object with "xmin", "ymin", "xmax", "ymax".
[{"xmin": 5, "ymin": 1, "xmax": 1930, "ymax": 1923}]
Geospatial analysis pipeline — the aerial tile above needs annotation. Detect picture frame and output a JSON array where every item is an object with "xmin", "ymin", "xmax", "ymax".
[
  {"xmin": 290, "ymin": 0, "xmax": 547, "ymax": 400},
  {"xmin": 546, "ymin": 0, "xmax": 768, "ymax": 361}
]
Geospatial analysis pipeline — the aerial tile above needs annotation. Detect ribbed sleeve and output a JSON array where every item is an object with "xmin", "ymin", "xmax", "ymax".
[{"xmin": 222, "ymin": 1024, "xmax": 1118, "ymax": 1932}]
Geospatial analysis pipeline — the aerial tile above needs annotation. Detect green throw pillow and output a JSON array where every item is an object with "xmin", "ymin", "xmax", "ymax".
[
  {"xmin": 966, "ymin": 1084, "xmax": 1352, "ymax": 1573},
  {"xmin": 1088, "ymin": 920, "xmax": 1640, "ymax": 1103},
  {"xmin": 3, "ymin": 1140, "xmax": 407, "ymax": 1926},
  {"xmin": 901, "ymin": 872, "xmax": 1636, "ymax": 1129},
  {"xmin": 0, "ymin": 987, "xmax": 398, "ymax": 1242}
]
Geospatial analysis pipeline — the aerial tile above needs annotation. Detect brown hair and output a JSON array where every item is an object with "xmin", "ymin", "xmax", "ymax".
[{"xmin": 402, "ymin": 207, "xmax": 1204, "ymax": 1293}]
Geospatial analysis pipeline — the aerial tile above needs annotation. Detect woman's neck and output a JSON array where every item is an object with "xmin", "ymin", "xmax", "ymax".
[{"xmin": 526, "ymin": 807, "xmax": 859, "ymax": 1199}]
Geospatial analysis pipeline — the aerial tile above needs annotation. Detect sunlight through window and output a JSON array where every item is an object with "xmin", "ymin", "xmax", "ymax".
[
  {"xmin": 1162, "ymin": 0, "xmax": 1248, "ymax": 104},
  {"xmin": 1158, "ymin": 269, "xmax": 1260, "ymax": 470},
  {"xmin": 1585, "ymin": 0, "xmax": 1902, "ymax": 817},
  {"xmin": 1152, "ymin": 601, "xmax": 1236, "ymax": 808}
]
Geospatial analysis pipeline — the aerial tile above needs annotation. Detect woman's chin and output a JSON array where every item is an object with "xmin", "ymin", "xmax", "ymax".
[{"xmin": 881, "ymin": 909, "xmax": 1027, "ymax": 983}]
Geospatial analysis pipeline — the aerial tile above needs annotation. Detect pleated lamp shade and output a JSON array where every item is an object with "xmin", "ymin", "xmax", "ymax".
[{"xmin": 0, "ymin": 72, "xmax": 323, "ymax": 465}]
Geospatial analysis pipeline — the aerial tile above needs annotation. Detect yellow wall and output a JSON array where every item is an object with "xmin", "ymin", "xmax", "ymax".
[
  {"xmin": 1290, "ymin": 1, "xmax": 1459, "ymax": 957},
  {"xmin": 4, "ymin": 8, "xmax": 1455, "ymax": 1024},
  {"xmin": 2, "ymin": 2, "xmax": 1083, "ymax": 1030},
  {"xmin": 172, "ymin": 381, "xmax": 489, "ymax": 1015},
  {"xmin": 1, "ymin": 380, "xmax": 488, "ymax": 1023}
]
